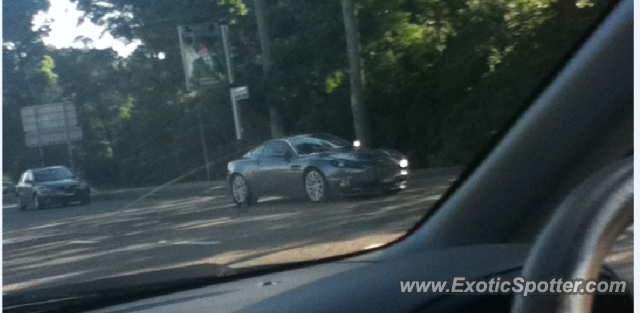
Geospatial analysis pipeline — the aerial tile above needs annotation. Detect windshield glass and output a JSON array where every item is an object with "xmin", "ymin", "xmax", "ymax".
[
  {"xmin": 33, "ymin": 168, "xmax": 74, "ymax": 182},
  {"xmin": 290, "ymin": 135, "xmax": 351, "ymax": 155},
  {"xmin": 2, "ymin": 0, "xmax": 615, "ymax": 303}
]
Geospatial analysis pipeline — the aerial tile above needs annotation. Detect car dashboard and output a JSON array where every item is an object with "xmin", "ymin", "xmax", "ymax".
[{"xmin": 63, "ymin": 243, "xmax": 627, "ymax": 313}]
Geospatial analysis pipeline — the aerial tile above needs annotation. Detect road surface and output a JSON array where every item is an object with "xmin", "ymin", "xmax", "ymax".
[
  {"xmin": 3, "ymin": 168, "xmax": 632, "ymax": 296},
  {"xmin": 3, "ymin": 170, "xmax": 457, "ymax": 293}
]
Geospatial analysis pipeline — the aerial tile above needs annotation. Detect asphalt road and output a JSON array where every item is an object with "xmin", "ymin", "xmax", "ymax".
[
  {"xmin": 3, "ymin": 171, "xmax": 458, "ymax": 294},
  {"xmin": 3, "ymin": 168, "xmax": 632, "ymax": 296}
]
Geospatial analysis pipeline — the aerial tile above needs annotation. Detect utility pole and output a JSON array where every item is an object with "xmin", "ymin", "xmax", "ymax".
[
  {"xmin": 254, "ymin": 0, "xmax": 283, "ymax": 138},
  {"xmin": 340, "ymin": 0, "xmax": 370, "ymax": 147}
]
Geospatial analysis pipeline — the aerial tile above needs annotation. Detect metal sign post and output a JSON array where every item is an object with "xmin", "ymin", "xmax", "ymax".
[
  {"xmin": 229, "ymin": 86, "xmax": 250, "ymax": 140},
  {"xmin": 196, "ymin": 103, "xmax": 211, "ymax": 182},
  {"xmin": 34, "ymin": 105, "xmax": 45, "ymax": 166},
  {"xmin": 62, "ymin": 103, "xmax": 75, "ymax": 171},
  {"xmin": 230, "ymin": 89, "xmax": 243, "ymax": 140},
  {"xmin": 220, "ymin": 24, "xmax": 235, "ymax": 85},
  {"xmin": 220, "ymin": 23, "xmax": 244, "ymax": 141}
]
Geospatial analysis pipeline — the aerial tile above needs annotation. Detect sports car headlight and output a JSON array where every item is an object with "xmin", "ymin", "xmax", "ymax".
[
  {"xmin": 331, "ymin": 159, "xmax": 364, "ymax": 169},
  {"xmin": 399, "ymin": 159, "xmax": 409, "ymax": 168}
]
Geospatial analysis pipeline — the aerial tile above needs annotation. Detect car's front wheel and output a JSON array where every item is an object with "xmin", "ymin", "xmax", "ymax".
[
  {"xmin": 304, "ymin": 169, "xmax": 328, "ymax": 202},
  {"xmin": 16, "ymin": 196, "xmax": 25, "ymax": 210},
  {"xmin": 32, "ymin": 194, "xmax": 44, "ymax": 210},
  {"xmin": 231, "ymin": 174, "xmax": 255, "ymax": 207}
]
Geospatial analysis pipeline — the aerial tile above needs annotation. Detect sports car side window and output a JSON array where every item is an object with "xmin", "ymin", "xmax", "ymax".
[
  {"xmin": 262, "ymin": 143, "xmax": 276, "ymax": 158},
  {"xmin": 264, "ymin": 141, "xmax": 291, "ymax": 158},
  {"xmin": 250, "ymin": 145, "xmax": 265, "ymax": 158}
]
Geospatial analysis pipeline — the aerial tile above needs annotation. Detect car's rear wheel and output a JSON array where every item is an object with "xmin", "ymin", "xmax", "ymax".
[
  {"xmin": 304, "ymin": 169, "xmax": 328, "ymax": 202},
  {"xmin": 231, "ymin": 174, "xmax": 254, "ymax": 207}
]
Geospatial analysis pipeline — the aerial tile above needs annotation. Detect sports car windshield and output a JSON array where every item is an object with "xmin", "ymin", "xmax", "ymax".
[
  {"xmin": 290, "ymin": 136, "xmax": 351, "ymax": 155},
  {"xmin": 33, "ymin": 168, "xmax": 74, "ymax": 182},
  {"xmin": 2, "ymin": 0, "xmax": 616, "ymax": 305}
]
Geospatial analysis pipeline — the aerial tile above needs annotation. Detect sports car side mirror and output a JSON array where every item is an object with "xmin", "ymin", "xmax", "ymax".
[{"xmin": 283, "ymin": 151, "xmax": 293, "ymax": 162}]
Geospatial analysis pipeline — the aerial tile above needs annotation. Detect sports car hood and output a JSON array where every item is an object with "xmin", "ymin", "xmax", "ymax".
[{"xmin": 315, "ymin": 148, "xmax": 405, "ymax": 163}]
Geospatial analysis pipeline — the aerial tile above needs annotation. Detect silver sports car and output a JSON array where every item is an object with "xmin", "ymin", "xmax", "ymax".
[{"xmin": 227, "ymin": 134, "xmax": 409, "ymax": 206}]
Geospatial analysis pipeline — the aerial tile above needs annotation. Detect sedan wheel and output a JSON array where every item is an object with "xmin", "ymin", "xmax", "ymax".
[
  {"xmin": 231, "ymin": 175, "xmax": 253, "ymax": 207},
  {"xmin": 16, "ymin": 197, "xmax": 25, "ymax": 210},
  {"xmin": 305, "ymin": 169, "xmax": 327, "ymax": 202},
  {"xmin": 33, "ymin": 195, "xmax": 42, "ymax": 210}
]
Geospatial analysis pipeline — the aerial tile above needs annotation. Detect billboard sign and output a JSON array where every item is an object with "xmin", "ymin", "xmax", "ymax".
[{"xmin": 178, "ymin": 23, "xmax": 230, "ymax": 91}]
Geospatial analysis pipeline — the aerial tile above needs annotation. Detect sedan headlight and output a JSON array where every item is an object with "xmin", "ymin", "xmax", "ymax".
[
  {"xmin": 331, "ymin": 159, "xmax": 365, "ymax": 169},
  {"xmin": 399, "ymin": 159, "xmax": 409, "ymax": 168}
]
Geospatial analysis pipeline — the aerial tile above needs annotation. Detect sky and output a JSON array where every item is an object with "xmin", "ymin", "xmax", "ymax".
[{"xmin": 32, "ymin": 0, "xmax": 141, "ymax": 57}]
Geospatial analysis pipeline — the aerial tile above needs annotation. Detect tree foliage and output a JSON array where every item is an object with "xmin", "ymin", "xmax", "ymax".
[{"xmin": 2, "ymin": 0, "xmax": 613, "ymax": 186}]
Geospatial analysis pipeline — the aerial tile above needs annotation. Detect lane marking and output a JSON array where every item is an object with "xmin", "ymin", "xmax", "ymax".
[
  {"xmin": 173, "ymin": 241, "xmax": 221, "ymax": 245},
  {"xmin": 3, "ymin": 238, "xmax": 30, "ymax": 245},
  {"xmin": 425, "ymin": 195, "xmax": 441, "ymax": 201},
  {"xmin": 158, "ymin": 240, "xmax": 221, "ymax": 245}
]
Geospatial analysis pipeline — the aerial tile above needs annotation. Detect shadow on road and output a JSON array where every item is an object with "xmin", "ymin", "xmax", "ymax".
[{"xmin": 3, "ymin": 175, "xmax": 452, "ymax": 293}]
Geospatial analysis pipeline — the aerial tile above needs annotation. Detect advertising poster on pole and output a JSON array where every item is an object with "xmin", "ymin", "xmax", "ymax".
[{"xmin": 178, "ymin": 23, "xmax": 229, "ymax": 91}]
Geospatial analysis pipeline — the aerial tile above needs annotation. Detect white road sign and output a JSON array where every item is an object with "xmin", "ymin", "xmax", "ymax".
[
  {"xmin": 233, "ymin": 86, "xmax": 249, "ymax": 101},
  {"xmin": 25, "ymin": 126, "xmax": 83, "ymax": 148},
  {"xmin": 21, "ymin": 102, "xmax": 83, "ymax": 148},
  {"xmin": 21, "ymin": 102, "xmax": 77, "ymax": 133}
]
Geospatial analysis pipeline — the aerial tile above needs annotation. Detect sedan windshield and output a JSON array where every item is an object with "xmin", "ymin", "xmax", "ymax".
[
  {"xmin": 33, "ymin": 168, "xmax": 74, "ymax": 182},
  {"xmin": 290, "ymin": 136, "xmax": 351, "ymax": 155}
]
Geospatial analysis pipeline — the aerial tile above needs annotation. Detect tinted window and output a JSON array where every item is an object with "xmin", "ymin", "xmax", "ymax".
[
  {"xmin": 33, "ymin": 168, "xmax": 74, "ymax": 182},
  {"xmin": 263, "ymin": 141, "xmax": 292, "ymax": 158},
  {"xmin": 249, "ymin": 145, "xmax": 265, "ymax": 158}
]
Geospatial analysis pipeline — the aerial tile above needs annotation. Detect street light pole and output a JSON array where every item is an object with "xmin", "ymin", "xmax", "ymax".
[{"xmin": 340, "ymin": 0, "xmax": 370, "ymax": 147}]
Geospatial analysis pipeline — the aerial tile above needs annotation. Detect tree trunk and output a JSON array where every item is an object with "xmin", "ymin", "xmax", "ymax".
[
  {"xmin": 557, "ymin": 0, "xmax": 577, "ymax": 35},
  {"xmin": 340, "ymin": 0, "xmax": 370, "ymax": 147},
  {"xmin": 254, "ymin": 0, "xmax": 284, "ymax": 138}
]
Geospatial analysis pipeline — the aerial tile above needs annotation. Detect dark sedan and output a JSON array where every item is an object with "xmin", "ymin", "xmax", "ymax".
[
  {"xmin": 227, "ymin": 134, "xmax": 409, "ymax": 206},
  {"xmin": 15, "ymin": 166, "xmax": 91, "ymax": 210}
]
